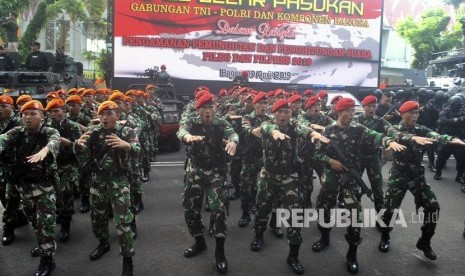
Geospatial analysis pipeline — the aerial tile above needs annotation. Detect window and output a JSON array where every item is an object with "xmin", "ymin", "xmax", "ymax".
[{"xmin": 45, "ymin": 20, "xmax": 70, "ymax": 51}]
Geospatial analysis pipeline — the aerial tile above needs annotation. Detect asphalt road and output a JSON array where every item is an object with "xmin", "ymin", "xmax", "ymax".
[{"xmin": 1, "ymin": 146, "xmax": 465, "ymax": 276}]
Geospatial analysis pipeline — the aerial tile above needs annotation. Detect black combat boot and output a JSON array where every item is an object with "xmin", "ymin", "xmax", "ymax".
[
  {"xmin": 428, "ymin": 162, "xmax": 436, "ymax": 172},
  {"xmin": 130, "ymin": 218, "xmax": 137, "ymax": 240},
  {"xmin": 433, "ymin": 171, "xmax": 441, "ymax": 180},
  {"xmin": 90, "ymin": 239, "xmax": 111, "ymax": 261},
  {"xmin": 269, "ymin": 212, "xmax": 283, "ymax": 239},
  {"xmin": 378, "ymin": 232, "xmax": 390, "ymax": 252},
  {"xmin": 59, "ymin": 216, "xmax": 71, "ymax": 243},
  {"xmin": 215, "ymin": 237, "xmax": 228, "ymax": 274},
  {"xmin": 31, "ymin": 246, "xmax": 40, "ymax": 257},
  {"xmin": 238, "ymin": 211, "xmax": 251, "ymax": 228},
  {"xmin": 122, "ymin": 257, "xmax": 133, "ymax": 276},
  {"xmin": 1, "ymin": 224, "xmax": 14, "ymax": 246},
  {"xmin": 142, "ymin": 168, "xmax": 150, "ymax": 182},
  {"xmin": 35, "ymin": 256, "xmax": 55, "ymax": 276},
  {"xmin": 250, "ymin": 232, "xmax": 264, "ymax": 252},
  {"xmin": 455, "ymin": 174, "xmax": 465, "ymax": 184},
  {"xmin": 134, "ymin": 194, "xmax": 144, "ymax": 214},
  {"xmin": 287, "ymin": 244, "xmax": 304, "ymax": 274},
  {"xmin": 184, "ymin": 235, "xmax": 207, "ymax": 258},
  {"xmin": 312, "ymin": 228, "xmax": 330, "ymax": 252},
  {"xmin": 416, "ymin": 231, "xmax": 437, "ymax": 260},
  {"xmin": 346, "ymin": 244, "xmax": 359, "ymax": 274},
  {"xmin": 80, "ymin": 195, "xmax": 90, "ymax": 213}
]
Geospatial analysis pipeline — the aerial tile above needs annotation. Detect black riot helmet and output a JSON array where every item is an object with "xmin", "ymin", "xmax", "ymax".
[
  {"xmin": 426, "ymin": 89, "xmax": 435, "ymax": 100},
  {"xmin": 373, "ymin": 89, "xmax": 383, "ymax": 99},
  {"xmin": 449, "ymin": 95, "xmax": 463, "ymax": 112}
]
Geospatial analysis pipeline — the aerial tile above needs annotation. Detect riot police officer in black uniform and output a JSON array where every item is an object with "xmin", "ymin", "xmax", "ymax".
[
  {"xmin": 25, "ymin": 42, "xmax": 49, "ymax": 71},
  {"xmin": 434, "ymin": 95, "xmax": 465, "ymax": 185},
  {"xmin": 0, "ymin": 44, "xmax": 15, "ymax": 71},
  {"xmin": 418, "ymin": 89, "xmax": 440, "ymax": 171}
]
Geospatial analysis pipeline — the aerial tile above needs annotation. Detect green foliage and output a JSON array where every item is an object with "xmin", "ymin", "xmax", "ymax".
[
  {"xmin": 397, "ymin": 8, "xmax": 462, "ymax": 69},
  {"xmin": 443, "ymin": 0, "xmax": 465, "ymax": 9},
  {"xmin": 0, "ymin": 0, "xmax": 32, "ymax": 43}
]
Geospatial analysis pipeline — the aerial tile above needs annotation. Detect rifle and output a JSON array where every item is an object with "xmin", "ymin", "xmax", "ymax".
[
  {"xmin": 407, "ymin": 166, "xmax": 425, "ymax": 214},
  {"xmin": 382, "ymin": 106, "xmax": 400, "ymax": 119},
  {"xmin": 78, "ymin": 114, "xmax": 132, "ymax": 178},
  {"xmin": 325, "ymin": 141, "xmax": 374, "ymax": 202},
  {"xmin": 8, "ymin": 121, "xmax": 47, "ymax": 185}
]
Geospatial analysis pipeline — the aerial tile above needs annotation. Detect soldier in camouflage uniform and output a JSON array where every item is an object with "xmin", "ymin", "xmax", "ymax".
[
  {"xmin": 296, "ymin": 95, "xmax": 334, "ymax": 208},
  {"xmin": 238, "ymin": 92, "xmax": 272, "ymax": 227},
  {"xmin": 177, "ymin": 93, "xmax": 238, "ymax": 274},
  {"xmin": 15, "ymin": 95, "xmax": 33, "ymax": 117},
  {"xmin": 313, "ymin": 98, "xmax": 405, "ymax": 274},
  {"xmin": 0, "ymin": 95, "xmax": 28, "ymax": 246},
  {"xmin": 250, "ymin": 99, "xmax": 329, "ymax": 275},
  {"xmin": 318, "ymin": 90, "xmax": 329, "ymax": 112},
  {"xmin": 354, "ymin": 95, "xmax": 396, "ymax": 218},
  {"xmin": 81, "ymin": 89, "xmax": 99, "ymax": 120},
  {"xmin": 74, "ymin": 100, "xmax": 139, "ymax": 276},
  {"xmin": 289, "ymin": 94, "xmax": 303, "ymax": 118},
  {"xmin": 45, "ymin": 98, "xmax": 82, "ymax": 243},
  {"xmin": 0, "ymin": 100, "xmax": 60, "ymax": 276},
  {"xmin": 65, "ymin": 95, "xmax": 92, "ymax": 213},
  {"xmin": 378, "ymin": 101, "xmax": 465, "ymax": 261}
]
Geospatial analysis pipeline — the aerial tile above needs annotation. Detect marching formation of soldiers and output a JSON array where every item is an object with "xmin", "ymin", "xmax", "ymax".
[
  {"xmin": 0, "ymin": 86, "xmax": 162, "ymax": 276},
  {"xmin": 2, "ymin": 81, "xmax": 465, "ymax": 275},
  {"xmin": 177, "ymin": 84, "xmax": 465, "ymax": 275}
]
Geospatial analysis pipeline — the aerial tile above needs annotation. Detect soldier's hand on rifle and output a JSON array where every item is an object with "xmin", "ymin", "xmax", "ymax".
[
  {"xmin": 251, "ymin": 127, "xmax": 262, "ymax": 138},
  {"xmin": 225, "ymin": 140, "xmax": 237, "ymax": 156},
  {"xmin": 183, "ymin": 134, "xmax": 205, "ymax": 144},
  {"xmin": 384, "ymin": 114, "xmax": 393, "ymax": 120},
  {"xmin": 386, "ymin": 141, "xmax": 406, "ymax": 152},
  {"xmin": 106, "ymin": 134, "xmax": 131, "ymax": 151},
  {"xmin": 27, "ymin": 146, "xmax": 49, "ymax": 163},
  {"xmin": 272, "ymin": 130, "xmax": 289, "ymax": 140},
  {"xmin": 309, "ymin": 131, "xmax": 330, "ymax": 144},
  {"xmin": 328, "ymin": 158, "xmax": 348, "ymax": 172},
  {"xmin": 411, "ymin": 136, "xmax": 436, "ymax": 145},
  {"xmin": 449, "ymin": 138, "xmax": 465, "ymax": 146},
  {"xmin": 76, "ymin": 131, "xmax": 91, "ymax": 147}
]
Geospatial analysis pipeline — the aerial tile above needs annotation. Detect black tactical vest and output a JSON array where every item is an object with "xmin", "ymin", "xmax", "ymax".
[
  {"xmin": 264, "ymin": 124, "xmax": 298, "ymax": 174},
  {"xmin": 188, "ymin": 123, "xmax": 227, "ymax": 173}
]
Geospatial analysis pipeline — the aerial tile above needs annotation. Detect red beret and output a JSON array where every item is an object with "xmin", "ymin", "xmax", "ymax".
[
  {"xmin": 195, "ymin": 89, "xmax": 209, "ymax": 100},
  {"xmin": 97, "ymin": 101, "xmax": 119, "ymax": 115},
  {"xmin": 21, "ymin": 100, "xmax": 44, "ymax": 113},
  {"xmin": 274, "ymin": 88, "xmax": 285, "ymax": 97},
  {"xmin": 362, "ymin": 95, "xmax": 378, "ymax": 106},
  {"xmin": 245, "ymin": 94, "xmax": 255, "ymax": 102},
  {"xmin": 330, "ymin": 95, "xmax": 343, "ymax": 104},
  {"xmin": 45, "ymin": 98, "xmax": 65, "ymax": 111},
  {"xmin": 218, "ymin": 88, "xmax": 227, "ymax": 97},
  {"xmin": 272, "ymin": 99, "xmax": 290, "ymax": 113},
  {"xmin": 335, "ymin": 98, "xmax": 355, "ymax": 112},
  {"xmin": 305, "ymin": 95, "xmax": 321, "ymax": 109},
  {"xmin": 267, "ymin": 91, "xmax": 275, "ymax": 97},
  {"xmin": 303, "ymin": 89, "xmax": 315, "ymax": 96},
  {"xmin": 399, "ymin": 101, "xmax": 419, "ymax": 113},
  {"xmin": 238, "ymin": 87, "xmax": 250, "ymax": 95},
  {"xmin": 228, "ymin": 86, "xmax": 239, "ymax": 95},
  {"xmin": 289, "ymin": 94, "xmax": 302, "ymax": 103},
  {"xmin": 318, "ymin": 90, "xmax": 328, "ymax": 98},
  {"xmin": 195, "ymin": 93, "xmax": 216, "ymax": 109},
  {"xmin": 241, "ymin": 70, "xmax": 248, "ymax": 77},
  {"xmin": 0, "ymin": 95, "xmax": 14, "ymax": 105},
  {"xmin": 253, "ymin": 92, "xmax": 267, "ymax": 104},
  {"xmin": 65, "ymin": 95, "xmax": 83, "ymax": 105}
]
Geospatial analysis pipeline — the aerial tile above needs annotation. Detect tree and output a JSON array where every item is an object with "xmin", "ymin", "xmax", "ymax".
[
  {"xmin": 0, "ymin": 0, "xmax": 32, "ymax": 44},
  {"xmin": 443, "ymin": 0, "xmax": 465, "ymax": 9},
  {"xmin": 397, "ymin": 8, "xmax": 462, "ymax": 69}
]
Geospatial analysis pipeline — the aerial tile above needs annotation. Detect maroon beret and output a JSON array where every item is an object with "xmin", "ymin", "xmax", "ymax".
[
  {"xmin": 303, "ymin": 89, "xmax": 315, "ymax": 96},
  {"xmin": 195, "ymin": 93, "xmax": 216, "ymax": 109},
  {"xmin": 274, "ymin": 88, "xmax": 285, "ymax": 97},
  {"xmin": 318, "ymin": 90, "xmax": 328, "ymax": 98},
  {"xmin": 362, "ymin": 95, "xmax": 378, "ymax": 106},
  {"xmin": 330, "ymin": 95, "xmax": 343, "ymax": 104},
  {"xmin": 253, "ymin": 92, "xmax": 267, "ymax": 104},
  {"xmin": 289, "ymin": 94, "xmax": 302, "ymax": 103},
  {"xmin": 218, "ymin": 88, "xmax": 227, "ymax": 97},
  {"xmin": 238, "ymin": 87, "xmax": 250, "ymax": 95},
  {"xmin": 245, "ymin": 94, "xmax": 254, "ymax": 102},
  {"xmin": 399, "ymin": 101, "xmax": 419, "ymax": 113},
  {"xmin": 272, "ymin": 99, "xmax": 290, "ymax": 113},
  {"xmin": 335, "ymin": 98, "xmax": 355, "ymax": 112},
  {"xmin": 305, "ymin": 95, "xmax": 321, "ymax": 109},
  {"xmin": 267, "ymin": 91, "xmax": 275, "ymax": 97}
]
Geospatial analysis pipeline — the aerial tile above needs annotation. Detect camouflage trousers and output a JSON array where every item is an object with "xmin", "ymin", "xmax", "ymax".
[
  {"xmin": 129, "ymin": 173, "xmax": 142, "ymax": 213},
  {"xmin": 230, "ymin": 156, "xmax": 242, "ymax": 191},
  {"xmin": 299, "ymin": 160, "xmax": 315, "ymax": 208},
  {"xmin": 317, "ymin": 170, "xmax": 362, "ymax": 245},
  {"xmin": 140, "ymin": 132, "xmax": 152, "ymax": 171},
  {"xmin": 183, "ymin": 164, "xmax": 227, "ymax": 238},
  {"xmin": 240, "ymin": 160, "xmax": 262, "ymax": 213},
  {"xmin": 360, "ymin": 154, "xmax": 384, "ymax": 212},
  {"xmin": 16, "ymin": 181, "xmax": 57, "ymax": 257},
  {"xmin": 382, "ymin": 167, "xmax": 439, "ymax": 234},
  {"xmin": 56, "ymin": 165, "xmax": 77, "ymax": 217},
  {"xmin": 90, "ymin": 174, "xmax": 135, "ymax": 257},
  {"xmin": 0, "ymin": 180, "xmax": 23, "ymax": 226},
  {"xmin": 253, "ymin": 169, "xmax": 302, "ymax": 245},
  {"xmin": 79, "ymin": 173, "xmax": 92, "ymax": 198}
]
